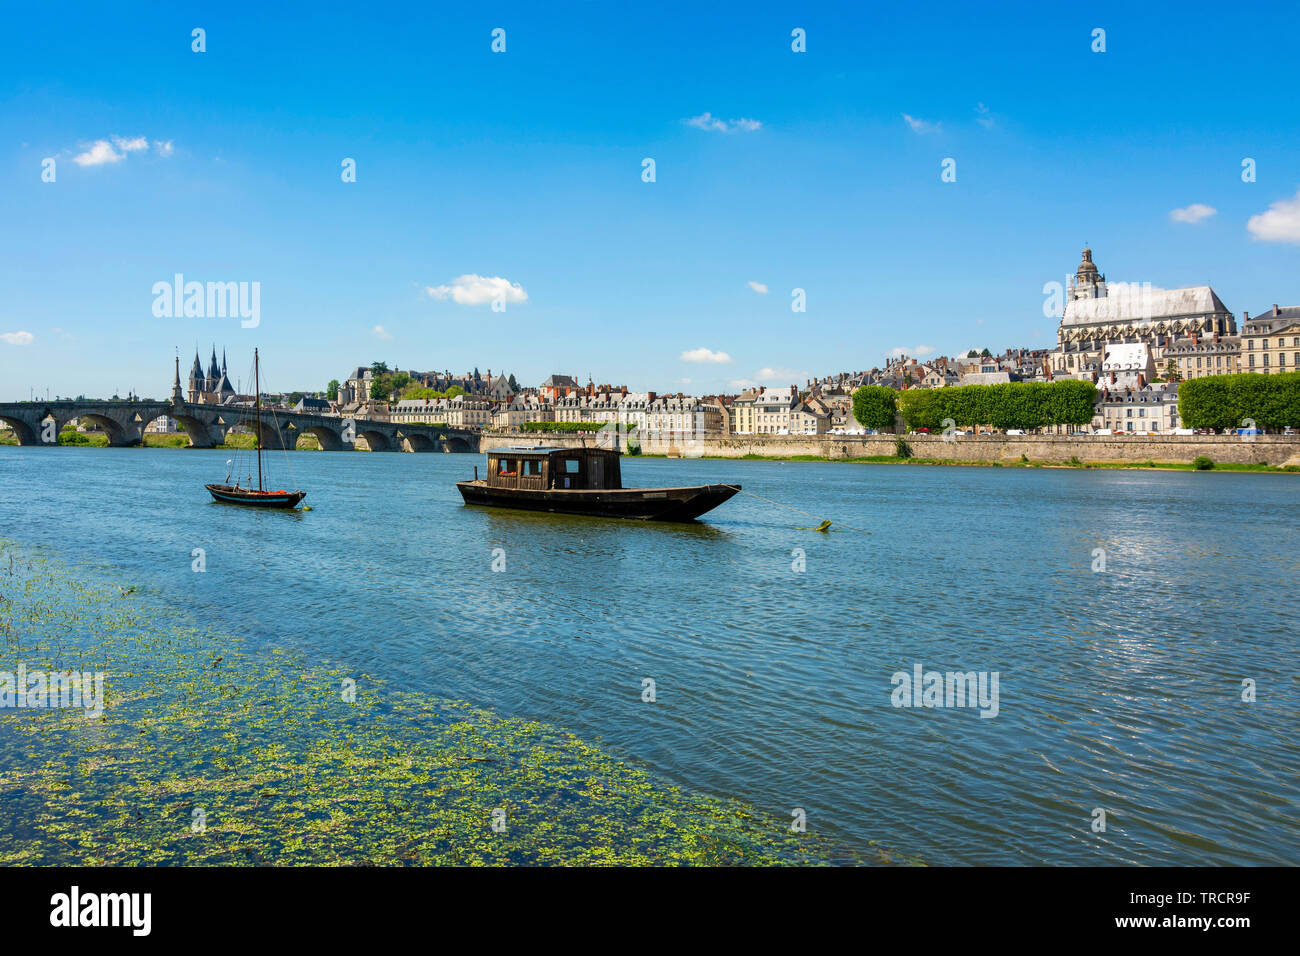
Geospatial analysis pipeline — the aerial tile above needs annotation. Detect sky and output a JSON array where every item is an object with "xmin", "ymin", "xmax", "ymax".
[{"xmin": 3, "ymin": 0, "xmax": 1300, "ymax": 401}]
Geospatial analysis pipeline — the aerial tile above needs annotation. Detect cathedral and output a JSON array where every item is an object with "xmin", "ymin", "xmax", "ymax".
[
  {"xmin": 1050, "ymin": 248, "xmax": 1237, "ymax": 378},
  {"xmin": 187, "ymin": 347, "xmax": 238, "ymax": 404}
]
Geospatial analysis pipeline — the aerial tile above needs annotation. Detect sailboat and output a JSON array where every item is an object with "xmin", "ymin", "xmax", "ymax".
[{"xmin": 205, "ymin": 348, "xmax": 307, "ymax": 508}]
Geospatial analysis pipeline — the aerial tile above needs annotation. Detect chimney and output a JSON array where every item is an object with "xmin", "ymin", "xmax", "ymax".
[
  {"xmin": 1243, "ymin": 311, "xmax": 1249, "ymax": 321},
  {"xmin": 647, "ymin": 391, "xmax": 657, "ymax": 403},
  {"xmin": 1273, "ymin": 304, "xmax": 1280, "ymax": 316}
]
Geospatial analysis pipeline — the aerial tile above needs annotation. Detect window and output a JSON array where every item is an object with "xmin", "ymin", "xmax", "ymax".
[
  {"xmin": 525, "ymin": 459, "xmax": 542, "ymax": 476},
  {"xmin": 564, "ymin": 459, "xmax": 581, "ymax": 474},
  {"xmin": 497, "ymin": 458, "xmax": 516, "ymax": 476}
]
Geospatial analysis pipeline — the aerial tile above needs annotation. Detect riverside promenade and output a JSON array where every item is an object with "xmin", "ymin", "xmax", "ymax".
[{"xmin": 487, "ymin": 432, "xmax": 1300, "ymax": 467}]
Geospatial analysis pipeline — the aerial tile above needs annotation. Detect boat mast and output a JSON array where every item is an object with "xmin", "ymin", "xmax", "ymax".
[{"xmin": 254, "ymin": 348, "xmax": 263, "ymax": 491}]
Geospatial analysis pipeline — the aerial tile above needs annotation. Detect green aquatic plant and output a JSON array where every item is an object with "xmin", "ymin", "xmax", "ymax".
[{"xmin": 0, "ymin": 541, "xmax": 887, "ymax": 867}]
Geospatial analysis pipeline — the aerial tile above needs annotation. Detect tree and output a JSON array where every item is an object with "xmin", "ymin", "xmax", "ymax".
[
  {"xmin": 851, "ymin": 385, "xmax": 899, "ymax": 430},
  {"xmin": 1164, "ymin": 359, "xmax": 1181, "ymax": 383},
  {"xmin": 369, "ymin": 378, "xmax": 388, "ymax": 400},
  {"xmin": 370, "ymin": 361, "xmax": 390, "ymax": 375},
  {"xmin": 981, "ymin": 348, "xmax": 992, "ymax": 358},
  {"xmin": 1179, "ymin": 371, "xmax": 1300, "ymax": 431},
  {"xmin": 326, "ymin": 379, "xmax": 340, "ymax": 400},
  {"xmin": 898, "ymin": 380, "xmax": 1096, "ymax": 431},
  {"xmin": 508, "ymin": 374, "xmax": 520, "ymax": 392}
]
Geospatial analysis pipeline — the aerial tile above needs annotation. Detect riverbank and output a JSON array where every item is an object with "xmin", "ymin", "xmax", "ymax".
[
  {"xmin": 0, "ymin": 540, "xmax": 887, "ymax": 866},
  {"xmin": 639, "ymin": 451, "xmax": 1300, "ymax": 473}
]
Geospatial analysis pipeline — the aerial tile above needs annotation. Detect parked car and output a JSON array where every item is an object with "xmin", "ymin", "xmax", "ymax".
[{"xmin": 1006, "ymin": 429, "xmax": 1025, "ymax": 436}]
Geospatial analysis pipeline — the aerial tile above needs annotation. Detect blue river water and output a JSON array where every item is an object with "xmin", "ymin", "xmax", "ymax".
[{"xmin": 2, "ymin": 446, "xmax": 1297, "ymax": 865}]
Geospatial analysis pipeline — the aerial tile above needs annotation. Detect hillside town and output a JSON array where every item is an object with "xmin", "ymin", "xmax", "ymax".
[{"xmin": 163, "ymin": 248, "xmax": 1300, "ymax": 440}]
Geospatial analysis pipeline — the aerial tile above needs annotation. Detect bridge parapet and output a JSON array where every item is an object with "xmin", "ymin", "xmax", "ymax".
[{"xmin": 0, "ymin": 400, "xmax": 479, "ymax": 451}]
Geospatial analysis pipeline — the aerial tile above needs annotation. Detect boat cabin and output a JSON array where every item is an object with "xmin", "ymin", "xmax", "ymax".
[{"xmin": 483, "ymin": 446, "xmax": 622, "ymax": 491}]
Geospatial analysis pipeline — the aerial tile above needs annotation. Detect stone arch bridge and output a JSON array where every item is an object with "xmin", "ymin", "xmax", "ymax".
[{"xmin": 0, "ymin": 400, "xmax": 478, "ymax": 453}]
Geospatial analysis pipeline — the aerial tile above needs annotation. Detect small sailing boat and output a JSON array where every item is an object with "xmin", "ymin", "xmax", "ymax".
[{"xmin": 205, "ymin": 348, "xmax": 306, "ymax": 509}]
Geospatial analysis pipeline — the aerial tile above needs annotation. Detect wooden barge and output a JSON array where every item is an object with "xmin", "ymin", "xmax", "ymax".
[{"xmin": 456, "ymin": 446, "xmax": 739, "ymax": 521}]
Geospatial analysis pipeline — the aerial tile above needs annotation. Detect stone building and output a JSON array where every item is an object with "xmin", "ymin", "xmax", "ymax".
[
  {"xmin": 1049, "ymin": 248, "xmax": 1236, "ymax": 377},
  {"xmin": 1164, "ymin": 333, "xmax": 1239, "ymax": 380},
  {"xmin": 1241, "ymin": 305, "xmax": 1300, "ymax": 374},
  {"xmin": 187, "ymin": 347, "xmax": 237, "ymax": 404}
]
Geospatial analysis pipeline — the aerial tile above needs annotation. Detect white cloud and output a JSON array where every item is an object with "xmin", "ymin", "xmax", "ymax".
[
  {"xmin": 1, "ymin": 331, "xmax": 34, "ymax": 345},
  {"xmin": 684, "ymin": 112, "xmax": 762, "ymax": 133},
  {"xmin": 425, "ymin": 274, "xmax": 528, "ymax": 306},
  {"xmin": 680, "ymin": 347, "xmax": 733, "ymax": 364},
  {"xmin": 746, "ymin": 281, "xmax": 769, "ymax": 295},
  {"xmin": 1170, "ymin": 203, "xmax": 1216, "ymax": 224},
  {"xmin": 73, "ymin": 140, "xmax": 124, "ymax": 166},
  {"xmin": 1247, "ymin": 188, "xmax": 1300, "ymax": 243},
  {"xmin": 755, "ymin": 366, "xmax": 807, "ymax": 381},
  {"xmin": 902, "ymin": 114, "xmax": 941, "ymax": 134},
  {"xmin": 888, "ymin": 345, "xmax": 935, "ymax": 358},
  {"xmin": 71, "ymin": 135, "xmax": 168, "ymax": 167},
  {"xmin": 371, "ymin": 325, "xmax": 393, "ymax": 340},
  {"xmin": 975, "ymin": 103, "xmax": 994, "ymax": 129}
]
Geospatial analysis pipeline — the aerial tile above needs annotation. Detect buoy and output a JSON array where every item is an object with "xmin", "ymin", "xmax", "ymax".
[{"xmin": 798, "ymin": 520, "xmax": 833, "ymax": 532}]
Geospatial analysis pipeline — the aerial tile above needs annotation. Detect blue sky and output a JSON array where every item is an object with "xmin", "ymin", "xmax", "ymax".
[{"xmin": 3, "ymin": 0, "xmax": 1299, "ymax": 400}]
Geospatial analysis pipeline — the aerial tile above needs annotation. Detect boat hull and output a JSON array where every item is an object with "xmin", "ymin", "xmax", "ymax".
[
  {"xmin": 205, "ymin": 484, "xmax": 306, "ymax": 509},
  {"xmin": 456, "ymin": 481, "xmax": 739, "ymax": 521}
]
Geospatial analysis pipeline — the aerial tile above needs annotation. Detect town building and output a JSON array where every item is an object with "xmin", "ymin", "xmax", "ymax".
[
  {"xmin": 187, "ymin": 347, "xmax": 237, "ymax": 404},
  {"xmin": 1164, "ymin": 332, "xmax": 1240, "ymax": 380},
  {"xmin": 1241, "ymin": 305, "xmax": 1300, "ymax": 374},
  {"xmin": 1049, "ymin": 248, "xmax": 1236, "ymax": 377}
]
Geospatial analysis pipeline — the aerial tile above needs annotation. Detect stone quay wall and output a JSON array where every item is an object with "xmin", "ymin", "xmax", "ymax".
[{"xmin": 483, "ymin": 432, "xmax": 1300, "ymax": 467}]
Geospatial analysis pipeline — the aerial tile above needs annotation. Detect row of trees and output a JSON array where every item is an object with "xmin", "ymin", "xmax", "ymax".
[
  {"xmin": 851, "ymin": 380, "xmax": 1098, "ymax": 432},
  {"xmin": 1178, "ymin": 371, "xmax": 1300, "ymax": 430}
]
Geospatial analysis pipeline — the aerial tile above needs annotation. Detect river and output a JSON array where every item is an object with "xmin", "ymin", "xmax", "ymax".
[{"xmin": 2, "ymin": 446, "xmax": 1296, "ymax": 864}]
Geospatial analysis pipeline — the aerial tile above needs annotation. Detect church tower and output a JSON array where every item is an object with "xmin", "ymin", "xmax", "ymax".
[
  {"xmin": 1070, "ymin": 247, "xmax": 1107, "ymax": 301},
  {"xmin": 188, "ymin": 350, "xmax": 205, "ymax": 403}
]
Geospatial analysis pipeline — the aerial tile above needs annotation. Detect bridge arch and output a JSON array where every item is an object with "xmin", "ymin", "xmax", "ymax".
[
  {"xmin": 0, "ymin": 414, "xmax": 41, "ymax": 446},
  {"xmin": 357, "ymin": 429, "xmax": 394, "ymax": 452},
  {"xmin": 402, "ymin": 433, "xmax": 437, "ymax": 452},
  {"xmin": 294, "ymin": 425, "xmax": 347, "ymax": 451},
  {"xmin": 440, "ymin": 434, "xmax": 474, "ymax": 453},
  {"xmin": 58, "ymin": 412, "xmax": 129, "ymax": 446}
]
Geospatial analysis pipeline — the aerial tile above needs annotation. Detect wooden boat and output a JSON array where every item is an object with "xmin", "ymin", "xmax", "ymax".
[
  {"xmin": 205, "ymin": 484, "xmax": 306, "ymax": 508},
  {"xmin": 456, "ymin": 446, "xmax": 739, "ymax": 521},
  {"xmin": 205, "ymin": 348, "xmax": 306, "ymax": 509}
]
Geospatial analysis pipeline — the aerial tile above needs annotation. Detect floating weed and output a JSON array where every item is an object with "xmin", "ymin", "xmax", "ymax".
[{"xmin": 0, "ymin": 540, "xmax": 890, "ymax": 866}]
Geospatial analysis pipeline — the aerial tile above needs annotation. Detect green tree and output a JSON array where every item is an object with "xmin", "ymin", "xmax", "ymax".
[
  {"xmin": 369, "ymin": 377, "xmax": 388, "ymax": 400},
  {"xmin": 370, "ymin": 361, "xmax": 390, "ymax": 376},
  {"xmin": 851, "ymin": 385, "xmax": 899, "ymax": 430},
  {"xmin": 1179, "ymin": 371, "xmax": 1300, "ymax": 431},
  {"xmin": 326, "ymin": 379, "xmax": 340, "ymax": 400},
  {"xmin": 507, "ymin": 374, "xmax": 520, "ymax": 392},
  {"xmin": 1164, "ymin": 359, "xmax": 1181, "ymax": 383}
]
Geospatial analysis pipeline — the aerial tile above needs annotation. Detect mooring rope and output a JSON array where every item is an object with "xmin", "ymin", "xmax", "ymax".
[{"xmin": 719, "ymin": 484, "xmax": 872, "ymax": 534}]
